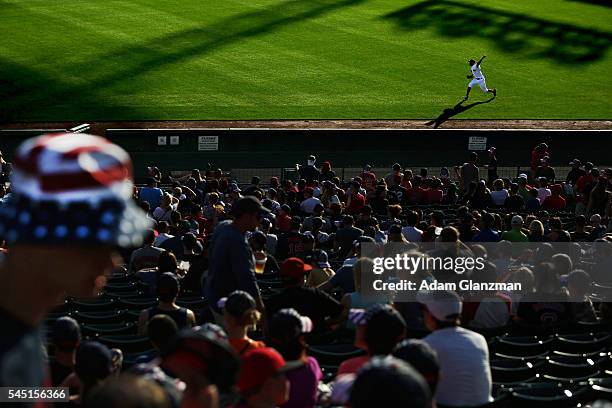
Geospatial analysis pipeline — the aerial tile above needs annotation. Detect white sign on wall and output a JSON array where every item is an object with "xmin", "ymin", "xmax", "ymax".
[
  {"xmin": 170, "ymin": 136, "xmax": 180, "ymax": 145},
  {"xmin": 198, "ymin": 136, "xmax": 219, "ymax": 151},
  {"xmin": 157, "ymin": 136, "xmax": 167, "ymax": 145},
  {"xmin": 468, "ymin": 136, "xmax": 487, "ymax": 151}
]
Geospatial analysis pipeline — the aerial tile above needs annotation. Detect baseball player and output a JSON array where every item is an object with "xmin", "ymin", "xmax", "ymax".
[{"xmin": 463, "ymin": 55, "xmax": 496, "ymax": 101}]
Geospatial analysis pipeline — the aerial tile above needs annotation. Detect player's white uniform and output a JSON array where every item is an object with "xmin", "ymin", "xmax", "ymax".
[{"xmin": 469, "ymin": 64, "xmax": 489, "ymax": 93}]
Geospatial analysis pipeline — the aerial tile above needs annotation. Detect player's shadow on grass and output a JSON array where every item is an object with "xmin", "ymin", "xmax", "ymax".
[
  {"xmin": 384, "ymin": 0, "xmax": 612, "ymax": 64},
  {"xmin": 426, "ymin": 97, "xmax": 495, "ymax": 128}
]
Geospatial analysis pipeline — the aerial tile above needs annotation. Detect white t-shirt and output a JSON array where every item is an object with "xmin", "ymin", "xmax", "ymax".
[
  {"xmin": 401, "ymin": 226, "xmax": 423, "ymax": 242},
  {"xmin": 300, "ymin": 197, "xmax": 322, "ymax": 214},
  {"xmin": 154, "ymin": 233, "xmax": 174, "ymax": 247},
  {"xmin": 424, "ymin": 327, "xmax": 492, "ymax": 407},
  {"xmin": 471, "ymin": 64, "xmax": 484, "ymax": 79},
  {"xmin": 537, "ymin": 187, "xmax": 552, "ymax": 203},
  {"xmin": 490, "ymin": 189, "xmax": 509, "ymax": 206}
]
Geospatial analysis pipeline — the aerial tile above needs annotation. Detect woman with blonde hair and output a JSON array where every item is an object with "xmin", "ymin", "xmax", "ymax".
[{"xmin": 528, "ymin": 219, "xmax": 545, "ymax": 242}]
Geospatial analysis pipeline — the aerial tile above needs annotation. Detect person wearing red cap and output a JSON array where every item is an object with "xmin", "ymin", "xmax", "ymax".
[
  {"xmin": 235, "ymin": 347, "xmax": 303, "ymax": 408},
  {"xmin": 265, "ymin": 258, "xmax": 344, "ymax": 333}
]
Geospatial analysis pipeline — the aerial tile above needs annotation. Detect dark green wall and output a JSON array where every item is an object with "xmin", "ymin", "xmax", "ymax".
[{"xmin": 2, "ymin": 128, "xmax": 610, "ymax": 178}]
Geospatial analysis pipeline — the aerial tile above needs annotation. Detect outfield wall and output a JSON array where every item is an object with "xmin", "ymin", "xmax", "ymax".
[
  {"xmin": 104, "ymin": 129, "xmax": 611, "ymax": 177},
  {"xmin": 1, "ymin": 129, "xmax": 610, "ymax": 178}
]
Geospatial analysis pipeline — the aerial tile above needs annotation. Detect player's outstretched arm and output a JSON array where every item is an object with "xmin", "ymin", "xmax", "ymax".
[{"xmin": 477, "ymin": 55, "xmax": 486, "ymax": 66}]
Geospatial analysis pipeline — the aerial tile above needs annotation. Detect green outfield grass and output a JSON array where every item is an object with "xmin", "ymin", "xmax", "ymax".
[{"xmin": 1, "ymin": 0, "xmax": 611, "ymax": 121}]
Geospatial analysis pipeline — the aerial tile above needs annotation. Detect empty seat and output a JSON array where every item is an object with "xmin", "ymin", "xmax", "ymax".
[
  {"xmin": 70, "ymin": 298, "xmax": 118, "ymax": 312},
  {"xmin": 540, "ymin": 355, "xmax": 602, "ymax": 382},
  {"xmin": 491, "ymin": 335, "xmax": 554, "ymax": 358},
  {"xmin": 118, "ymin": 298, "xmax": 158, "ymax": 311},
  {"xmin": 508, "ymin": 383, "xmax": 588, "ymax": 408},
  {"xmin": 81, "ymin": 322, "xmax": 137, "ymax": 337},
  {"xmin": 103, "ymin": 290, "xmax": 144, "ymax": 299},
  {"xmin": 104, "ymin": 282, "xmax": 141, "ymax": 293},
  {"xmin": 490, "ymin": 359, "xmax": 544, "ymax": 384},
  {"xmin": 72, "ymin": 309, "xmax": 128, "ymax": 324},
  {"xmin": 555, "ymin": 332, "xmax": 611, "ymax": 354},
  {"xmin": 98, "ymin": 334, "xmax": 153, "ymax": 354},
  {"xmin": 175, "ymin": 296, "xmax": 207, "ymax": 310}
]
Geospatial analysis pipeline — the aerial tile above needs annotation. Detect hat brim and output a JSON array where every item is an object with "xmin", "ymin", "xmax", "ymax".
[{"xmin": 0, "ymin": 194, "xmax": 152, "ymax": 247}]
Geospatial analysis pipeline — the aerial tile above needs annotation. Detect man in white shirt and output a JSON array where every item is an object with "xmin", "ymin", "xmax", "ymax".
[
  {"xmin": 154, "ymin": 221, "xmax": 174, "ymax": 247},
  {"xmin": 537, "ymin": 177, "xmax": 552, "ymax": 203},
  {"xmin": 300, "ymin": 187, "xmax": 322, "ymax": 215},
  {"xmin": 463, "ymin": 56, "xmax": 496, "ymax": 101},
  {"xmin": 417, "ymin": 290, "xmax": 492, "ymax": 407},
  {"xmin": 401, "ymin": 210, "xmax": 423, "ymax": 242}
]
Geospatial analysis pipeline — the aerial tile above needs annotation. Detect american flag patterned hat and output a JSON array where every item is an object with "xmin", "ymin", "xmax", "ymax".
[{"xmin": 0, "ymin": 133, "xmax": 152, "ymax": 247}]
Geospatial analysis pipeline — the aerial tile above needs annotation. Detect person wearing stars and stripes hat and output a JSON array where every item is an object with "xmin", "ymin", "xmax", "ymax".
[{"xmin": 0, "ymin": 133, "xmax": 152, "ymax": 388}]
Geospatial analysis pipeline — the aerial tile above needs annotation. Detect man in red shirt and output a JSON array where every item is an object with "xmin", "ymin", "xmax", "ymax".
[
  {"xmin": 426, "ymin": 179, "xmax": 444, "ymax": 204},
  {"xmin": 575, "ymin": 163, "xmax": 597, "ymax": 215},
  {"xmin": 530, "ymin": 143, "xmax": 549, "ymax": 177},
  {"xmin": 361, "ymin": 165, "xmax": 377, "ymax": 193},
  {"xmin": 541, "ymin": 184, "xmax": 566, "ymax": 210},
  {"xmin": 346, "ymin": 181, "xmax": 366, "ymax": 215}
]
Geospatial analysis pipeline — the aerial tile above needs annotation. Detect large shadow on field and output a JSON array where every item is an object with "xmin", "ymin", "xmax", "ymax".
[
  {"xmin": 384, "ymin": 0, "xmax": 612, "ymax": 64},
  {"xmin": 0, "ymin": 58, "xmax": 144, "ymax": 122},
  {"xmin": 568, "ymin": 0, "xmax": 612, "ymax": 7},
  {"xmin": 426, "ymin": 97, "xmax": 495, "ymax": 128},
  {"xmin": 0, "ymin": 0, "xmax": 365, "ymax": 122}
]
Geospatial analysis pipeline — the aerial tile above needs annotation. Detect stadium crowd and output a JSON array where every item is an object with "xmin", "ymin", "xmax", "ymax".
[{"xmin": 0, "ymin": 135, "xmax": 612, "ymax": 408}]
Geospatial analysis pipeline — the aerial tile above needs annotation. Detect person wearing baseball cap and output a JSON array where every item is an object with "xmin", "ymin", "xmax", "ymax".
[
  {"xmin": 305, "ymin": 249, "xmax": 335, "ymax": 288},
  {"xmin": 501, "ymin": 215, "xmax": 529, "ymax": 242},
  {"xmin": 265, "ymin": 257, "xmax": 344, "ymax": 333},
  {"xmin": 417, "ymin": 290, "xmax": 492, "ymax": 407},
  {"xmin": 338, "ymin": 304, "xmax": 406, "ymax": 377},
  {"xmin": 218, "ymin": 290, "xmax": 265, "ymax": 355},
  {"xmin": 0, "ymin": 133, "xmax": 151, "ymax": 387},
  {"xmin": 266, "ymin": 309, "xmax": 322, "ymax": 408},
  {"xmin": 236, "ymin": 347, "xmax": 303, "ymax": 408},
  {"xmin": 205, "ymin": 195, "xmax": 270, "ymax": 324},
  {"xmin": 161, "ymin": 326, "xmax": 240, "ymax": 407},
  {"xmin": 349, "ymin": 356, "xmax": 431, "ymax": 408},
  {"xmin": 567, "ymin": 159, "xmax": 585, "ymax": 186}
]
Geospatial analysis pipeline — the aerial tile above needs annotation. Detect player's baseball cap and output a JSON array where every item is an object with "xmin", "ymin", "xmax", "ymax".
[
  {"xmin": 416, "ymin": 290, "xmax": 462, "ymax": 322},
  {"xmin": 280, "ymin": 257, "xmax": 312, "ymax": 280},
  {"xmin": 238, "ymin": 348, "xmax": 304, "ymax": 395},
  {"xmin": 0, "ymin": 133, "xmax": 152, "ymax": 247}
]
